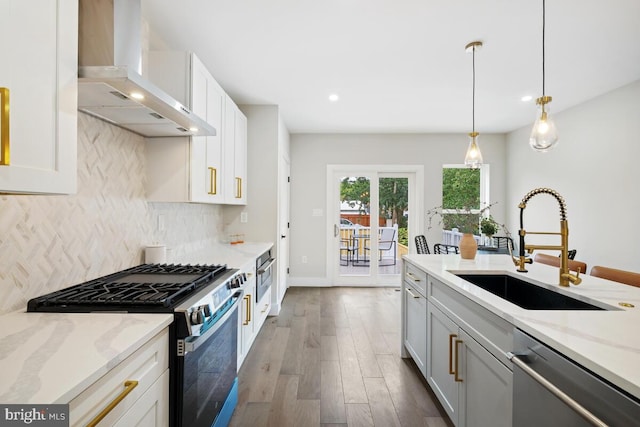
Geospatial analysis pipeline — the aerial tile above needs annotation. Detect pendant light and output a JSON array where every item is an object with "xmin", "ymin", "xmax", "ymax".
[
  {"xmin": 464, "ymin": 41, "xmax": 483, "ymax": 168},
  {"xmin": 530, "ymin": 0, "xmax": 558, "ymax": 151}
]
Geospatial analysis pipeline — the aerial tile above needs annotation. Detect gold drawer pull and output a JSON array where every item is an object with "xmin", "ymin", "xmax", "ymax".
[
  {"xmin": 261, "ymin": 303, "xmax": 270, "ymax": 313},
  {"xmin": 243, "ymin": 295, "xmax": 252, "ymax": 325},
  {"xmin": 208, "ymin": 167, "xmax": 217, "ymax": 195},
  {"xmin": 1, "ymin": 87, "xmax": 9, "ymax": 166},
  {"xmin": 454, "ymin": 339, "xmax": 463, "ymax": 382},
  {"xmin": 406, "ymin": 272, "xmax": 421, "ymax": 282},
  {"xmin": 235, "ymin": 177, "xmax": 242, "ymax": 198},
  {"xmin": 87, "ymin": 380, "xmax": 138, "ymax": 427}
]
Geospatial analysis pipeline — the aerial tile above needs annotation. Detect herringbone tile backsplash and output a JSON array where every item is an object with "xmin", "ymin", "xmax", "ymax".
[{"xmin": 0, "ymin": 113, "xmax": 223, "ymax": 314}]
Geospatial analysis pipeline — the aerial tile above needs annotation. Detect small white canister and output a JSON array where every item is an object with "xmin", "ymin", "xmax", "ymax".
[{"xmin": 145, "ymin": 245, "xmax": 167, "ymax": 264}]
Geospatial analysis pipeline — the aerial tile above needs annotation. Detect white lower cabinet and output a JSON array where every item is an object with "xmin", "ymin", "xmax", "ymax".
[
  {"xmin": 404, "ymin": 282, "xmax": 427, "ymax": 376},
  {"xmin": 427, "ymin": 304, "xmax": 512, "ymax": 427},
  {"xmin": 69, "ymin": 329, "xmax": 169, "ymax": 427},
  {"xmin": 238, "ymin": 280, "xmax": 256, "ymax": 367}
]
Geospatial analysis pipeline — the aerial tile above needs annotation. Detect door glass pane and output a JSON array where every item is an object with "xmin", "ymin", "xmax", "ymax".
[
  {"xmin": 378, "ymin": 177, "xmax": 406, "ymax": 275},
  {"xmin": 339, "ymin": 176, "xmax": 370, "ymax": 276}
]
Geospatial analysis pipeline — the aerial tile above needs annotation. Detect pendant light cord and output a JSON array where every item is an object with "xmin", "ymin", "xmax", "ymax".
[
  {"xmin": 472, "ymin": 45, "xmax": 476, "ymax": 133},
  {"xmin": 542, "ymin": 0, "xmax": 546, "ymax": 96}
]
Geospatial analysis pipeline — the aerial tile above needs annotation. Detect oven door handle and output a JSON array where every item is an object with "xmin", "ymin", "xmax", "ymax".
[
  {"xmin": 183, "ymin": 292, "xmax": 241, "ymax": 355},
  {"xmin": 258, "ymin": 258, "xmax": 276, "ymax": 275}
]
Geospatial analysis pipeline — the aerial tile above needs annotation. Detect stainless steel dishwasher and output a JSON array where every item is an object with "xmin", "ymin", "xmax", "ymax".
[{"xmin": 509, "ymin": 329, "xmax": 640, "ymax": 427}]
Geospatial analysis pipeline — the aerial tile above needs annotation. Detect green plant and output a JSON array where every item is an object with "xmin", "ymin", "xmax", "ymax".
[
  {"xmin": 427, "ymin": 202, "xmax": 496, "ymax": 235},
  {"xmin": 480, "ymin": 216, "xmax": 499, "ymax": 236},
  {"xmin": 397, "ymin": 227, "xmax": 408, "ymax": 246}
]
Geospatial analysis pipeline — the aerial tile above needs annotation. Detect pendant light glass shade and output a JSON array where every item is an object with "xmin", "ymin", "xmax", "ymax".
[
  {"xmin": 465, "ymin": 132, "xmax": 483, "ymax": 168},
  {"xmin": 529, "ymin": 96, "xmax": 558, "ymax": 151}
]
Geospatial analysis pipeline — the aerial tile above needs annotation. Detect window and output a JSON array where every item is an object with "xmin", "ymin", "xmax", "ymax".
[{"xmin": 441, "ymin": 164, "xmax": 489, "ymax": 234}]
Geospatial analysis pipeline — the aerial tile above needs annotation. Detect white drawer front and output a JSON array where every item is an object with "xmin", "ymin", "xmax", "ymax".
[
  {"xmin": 70, "ymin": 329, "xmax": 169, "ymax": 426},
  {"xmin": 404, "ymin": 262, "xmax": 428, "ymax": 296}
]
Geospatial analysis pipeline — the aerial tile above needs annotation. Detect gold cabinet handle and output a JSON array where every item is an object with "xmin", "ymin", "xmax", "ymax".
[
  {"xmin": 261, "ymin": 303, "xmax": 270, "ymax": 313},
  {"xmin": 87, "ymin": 380, "xmax": 139, "ymax": 427},
  {"xmin": 405, "ymin": 287, "xmax": 419, "ymax": 299},
  {"xmin": 448, "ymin": 334, "xmax": 457, "ymax": 375},
  {"xmin": 0, "ymin": 87, "xmax": 9, "ymax": 166},
  {"xmin": 243, "ymin": 294, "xmax": 252, "ymax": 325},
  {"xmin": 235, "ymin": 177, "xmax": 242, "ymax": 198},
  {"xmin": 454, "ymin": 339, "xmax": 463, "ymax": 382},
  {"xmin": 406, "ymin": 272, "xmax": 421, "ymax": 282},
  {"xmin": 208, "ymin": 167, "xmax": 217, "ymax": 195}
]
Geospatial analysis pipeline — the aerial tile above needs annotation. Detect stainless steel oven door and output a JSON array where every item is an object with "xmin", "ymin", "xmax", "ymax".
[
  {"xmin": 177, "ymin": 292, "xmax": 240, "ymax": 427},
  {"xmin": 256, "ymin": 255, "xmax": 276, "ymax": 302}
]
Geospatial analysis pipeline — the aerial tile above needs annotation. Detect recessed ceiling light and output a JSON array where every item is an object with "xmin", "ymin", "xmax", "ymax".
[
  {"xmin": 521, "ymin": 95, "xmax": 533, "ymax": 102},
  {"xmin": 130, "ymin": 92, "xmax": 145, "ymax": 100},
  {"xmin": 328, "ymin": 93, "xmax": 339, "ymax": 102},
  {"xmin": 189, "ymin": 127, "xmax": 198, "ymax": 132}
]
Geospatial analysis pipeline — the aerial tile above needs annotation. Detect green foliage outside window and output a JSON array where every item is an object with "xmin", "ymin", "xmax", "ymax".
[{"xmin": 441, "ymin": 168, "xmax": 481, "ymax": 234}]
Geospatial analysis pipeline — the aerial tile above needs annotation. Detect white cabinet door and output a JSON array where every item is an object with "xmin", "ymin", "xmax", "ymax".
[
  {"xmin": 404, "ymin": 284, "xmax": 427, "ymax": 377},
  {"xmin": 458, "ymin": 329, "xmax": 512, "ymax": 427},
  {"xmin": 223, "ymin": 97, "xmax": 247, "ymax": 204},
  {"xmin": 238, "ymin": 281, "xmax": 256, "ymax": 367},
  {"xmin": 190, "ymin": 55, "xmax": 225, "ymax": 203},
  {"xmin": 0, "ymin": 0, "xmax": 77, "ymax": 194},
  {"xmin": 427, "ymin": 304, "xmax": 460, "ymax": 425}
]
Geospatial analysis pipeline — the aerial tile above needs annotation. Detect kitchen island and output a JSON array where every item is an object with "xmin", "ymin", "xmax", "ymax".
[{"xmin": 402, "ymin": 254, "xmax": 640, "ymax": 426}]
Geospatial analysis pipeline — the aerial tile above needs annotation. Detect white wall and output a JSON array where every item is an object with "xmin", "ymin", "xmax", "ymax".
[
  {"xmin": 505, "ymin": 80, "xmax": 640, "ymax": 272},
  {"xmin": 289, "ymin": 133, "xmax": 507, "ymax": 282}
]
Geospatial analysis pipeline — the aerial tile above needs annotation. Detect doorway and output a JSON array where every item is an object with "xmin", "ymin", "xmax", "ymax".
[{"xmin": 327, "ymin": 165, "xmax": 423, "ymax": 286}]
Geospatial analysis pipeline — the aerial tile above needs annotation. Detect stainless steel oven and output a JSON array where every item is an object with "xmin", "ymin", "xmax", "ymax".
[
  {"xmin": 27, "ymin": 263, "xmax": 248, "ymax": 427},
  {"xmin": 177, "ymin": 289, "xmax": 241, "ymax": 427},
  {"xmin": 256, "ymin": 249, "xmax": 276, "ymax": 303}
]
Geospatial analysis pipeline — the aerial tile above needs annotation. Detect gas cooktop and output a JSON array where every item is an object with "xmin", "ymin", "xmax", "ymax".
[{"xmin": 27, "ymin": 263, "xmax": 230, "ymax": 312}]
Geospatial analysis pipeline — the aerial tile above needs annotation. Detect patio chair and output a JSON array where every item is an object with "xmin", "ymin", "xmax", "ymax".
[
  {"xmin": 433, "ymin": 243, "xmax": 459, "ymax": 254},
  {"xmin": 340, "ymin": 236, "xmax": 358, "ymax": 266},
  {"xmin": 415, "ymin": 235, "xmax": 430, "ymax": 254},
  {"xmin": 365, "ymin": 228, "xmax": 396, "ymax": 265}
]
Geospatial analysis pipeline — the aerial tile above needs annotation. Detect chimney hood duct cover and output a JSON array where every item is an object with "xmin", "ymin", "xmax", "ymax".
[{"xmin": 77, "ymin": 0, "xmax": 216, "ymax": 138}]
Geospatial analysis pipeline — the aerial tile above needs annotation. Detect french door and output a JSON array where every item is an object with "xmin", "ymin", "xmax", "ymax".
[{"xmin": 327, "ymin": 165, "xmax": 423, "ymax": 286}]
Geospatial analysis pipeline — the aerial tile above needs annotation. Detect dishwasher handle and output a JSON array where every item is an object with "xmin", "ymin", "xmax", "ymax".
[{"xmin": 507, "ymin": 352, "xmax": 608, "ymax": 427}]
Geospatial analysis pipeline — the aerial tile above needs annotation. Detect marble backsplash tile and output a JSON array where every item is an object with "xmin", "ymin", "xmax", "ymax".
[{"xmin": 0, "ymin": 113, "xmax": 223, "ymax": 314}]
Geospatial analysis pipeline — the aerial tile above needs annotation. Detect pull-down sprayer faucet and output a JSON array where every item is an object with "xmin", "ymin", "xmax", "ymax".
[{"xmin": 510, "ymin": 188, "xmax": 581, "ymax": 287}]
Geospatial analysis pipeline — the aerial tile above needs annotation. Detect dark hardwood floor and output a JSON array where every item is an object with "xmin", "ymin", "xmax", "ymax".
[{"xmin": 229, "ymin": 286, "xmax": 453, "ymax": 427}]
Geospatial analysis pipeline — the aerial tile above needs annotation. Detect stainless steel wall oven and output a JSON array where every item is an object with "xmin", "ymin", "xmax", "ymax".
[
  {"xmin": 27, "ymin": 263, "xmax": 248, "ymax": 427},
  {"xmin": 256, "ymin": 249, "xmax": 276, "ymax": 303}
]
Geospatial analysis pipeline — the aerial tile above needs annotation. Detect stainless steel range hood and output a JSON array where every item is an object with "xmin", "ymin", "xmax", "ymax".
[{"xmin": 78, "ymin": 0, "xmax": 215, "ymax": 138}]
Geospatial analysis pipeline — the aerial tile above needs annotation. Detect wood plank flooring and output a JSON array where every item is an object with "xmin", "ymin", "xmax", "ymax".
[{"xmin": 229, "ymin": 287, "xmax": 453, "ymax": 427}]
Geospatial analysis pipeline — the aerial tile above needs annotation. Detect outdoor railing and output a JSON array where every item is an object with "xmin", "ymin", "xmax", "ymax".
[{"xmin": 442, "ymin": 228, "xmax": 481, "ymax": 246}]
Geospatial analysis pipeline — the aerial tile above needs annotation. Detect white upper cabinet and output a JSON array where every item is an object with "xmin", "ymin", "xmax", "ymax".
[
  {"xmin": 145, "ymin": 52, "xmax": 225, "ymax": 203},
  {"xmin": 0, "ymin": 0, "xmax": 77, "ymax": 194},
  {"xmin": 224, "ymin": 97, "xmax": 247, "ymax": 205}
]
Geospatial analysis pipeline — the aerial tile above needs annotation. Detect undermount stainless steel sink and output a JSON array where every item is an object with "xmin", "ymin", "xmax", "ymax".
[{"xmin": 454, "ymin": 274, "xmax": 610, "ymax": 310}]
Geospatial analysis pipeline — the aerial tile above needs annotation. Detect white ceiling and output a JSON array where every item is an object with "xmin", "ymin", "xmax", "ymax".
[{"xmin": 141, "ymin": 0, "xmax": 640, "ymax": 134}]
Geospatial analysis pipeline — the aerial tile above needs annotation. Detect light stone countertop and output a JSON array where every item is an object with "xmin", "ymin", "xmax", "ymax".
[
  {"xmin": 403, "ymin": 254, "xmax": 640, "ymax": 400},
  {"xmin": 0, "ymin": 312, "xmax": 173, "ymax": 404},
  {"xmin": 173, "ymin": 241, "xmax": 274, "ymax": 271}
]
